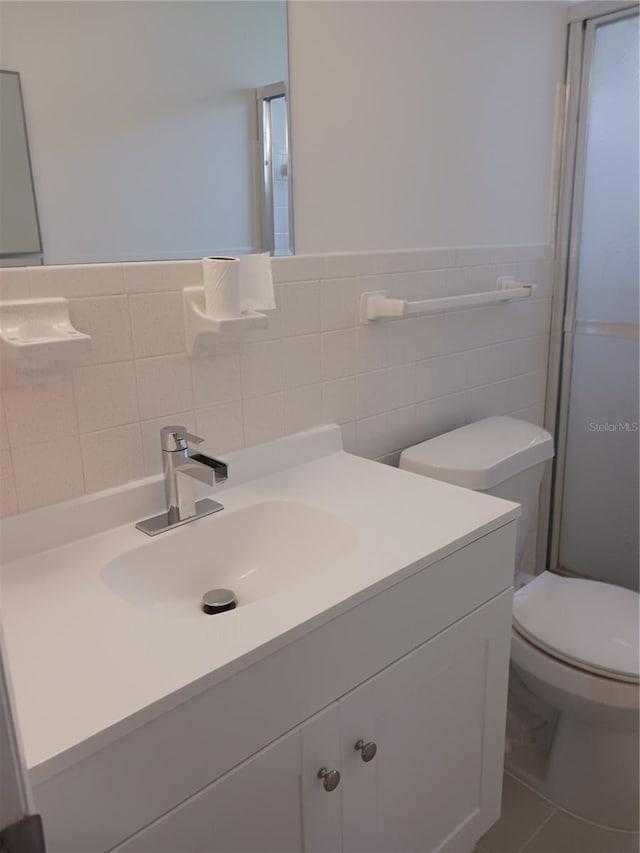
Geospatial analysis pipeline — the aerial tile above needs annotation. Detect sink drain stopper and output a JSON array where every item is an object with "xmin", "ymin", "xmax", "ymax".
[{"xmin": 201, "ymin": 589, "xmax": 237, "ymax": 615}]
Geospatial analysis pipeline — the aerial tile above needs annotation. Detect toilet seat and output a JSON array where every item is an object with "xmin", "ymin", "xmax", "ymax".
[{"xmin": 513, "ymin": 572, "xmax": 639, "ymax": 684}]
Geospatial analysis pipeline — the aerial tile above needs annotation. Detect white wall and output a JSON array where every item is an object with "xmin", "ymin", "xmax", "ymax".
[
  {"xmin": 0, "ymin": 1, "xmax": 287, "ymax": 263},
  {"xmin": 0, "ymin": 246, "xmax": 552, "ymax": 524},
  {"xmin": 288, "ymin": 1, "xmax": 568, "ymax": 253}
]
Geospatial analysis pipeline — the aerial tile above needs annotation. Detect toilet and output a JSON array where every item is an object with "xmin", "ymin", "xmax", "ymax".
[{"xmin": 399, "ymin": 417, "xmax": 639, "ymax": 831}]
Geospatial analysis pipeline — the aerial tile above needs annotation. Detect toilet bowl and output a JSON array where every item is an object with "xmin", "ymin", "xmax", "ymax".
[{"xmin": 400, "ymin": 417, "xmax": 640, "ymax": 830}]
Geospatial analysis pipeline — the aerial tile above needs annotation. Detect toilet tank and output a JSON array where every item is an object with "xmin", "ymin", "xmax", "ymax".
[{"xmin": 399, "ymin": 417, "xmax": 554, "ymax": 567}]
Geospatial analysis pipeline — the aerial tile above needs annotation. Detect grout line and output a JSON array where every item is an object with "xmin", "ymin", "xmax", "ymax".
[{"xmin": 515, "ymin": 807, "xmax": 557, "ymax": 853}]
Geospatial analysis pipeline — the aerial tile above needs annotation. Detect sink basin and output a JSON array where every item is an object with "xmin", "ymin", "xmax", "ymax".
[{"xmin": 101, "ymin": 500, "xmax": 357, "ymax": 617}]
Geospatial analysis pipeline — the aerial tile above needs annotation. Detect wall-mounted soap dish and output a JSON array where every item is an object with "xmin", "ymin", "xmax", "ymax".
[
  {"xmin": 0, "ymin": 298, "xmax": 91, "ymax": 382},
  {"xmin": 184, "ymin": 286, "xmax": 268, "ymax": 356}
]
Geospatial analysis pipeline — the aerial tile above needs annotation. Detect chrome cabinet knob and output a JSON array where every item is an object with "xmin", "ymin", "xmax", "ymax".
[
  {"xmin": 317, "ymin": 767, "xmax": 341, "ymax": 792},
  {"xmin": 354, "ymin": 739, "xmax": 377, "ymax": 762}
]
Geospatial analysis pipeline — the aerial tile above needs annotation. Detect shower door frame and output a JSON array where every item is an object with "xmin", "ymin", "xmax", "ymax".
[{"xmin": 544, "ymin": 2, "xmax": 640, "ymax": 574}]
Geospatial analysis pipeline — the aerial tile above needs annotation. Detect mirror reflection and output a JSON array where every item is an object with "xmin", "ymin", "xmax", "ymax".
[
  {"xmin": 0, "ymin": 70, "xmax": 42, "ymax": 262},
  {"xmin": 0, "ymin": 1, "xmax": 291, "ymax": 266}
]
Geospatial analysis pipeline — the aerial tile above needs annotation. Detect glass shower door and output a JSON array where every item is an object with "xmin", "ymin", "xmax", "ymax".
[{"xmin": 556, "ymin": 10, "xmax": 639, "ymax": 591}]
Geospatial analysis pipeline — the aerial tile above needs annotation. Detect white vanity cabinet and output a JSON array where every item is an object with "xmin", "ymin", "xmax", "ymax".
[
  {"xmin": 338, "ymin": 593, "xmax": 509, "ymax": 853},
  {"xmin": 113, "ymin": 705, "xmax": 343, "ymax": 853},
  {"xmin": 31, "ymin": 523, "xmax": 516, "ymax": 853},
  {"xmin": 111, "ymin": 591, "xmax": 511, "ymax": 853}
]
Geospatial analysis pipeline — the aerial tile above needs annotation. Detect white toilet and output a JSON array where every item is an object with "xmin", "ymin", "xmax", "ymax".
[{"xmin": 399, "ymin": 417, "xmax": 639, "ymax": 831}]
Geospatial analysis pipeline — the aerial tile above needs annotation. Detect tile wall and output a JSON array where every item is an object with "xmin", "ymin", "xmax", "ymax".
[{"xmin": 0, "ymin": 245, "xmax": 553, "ymax": 524}]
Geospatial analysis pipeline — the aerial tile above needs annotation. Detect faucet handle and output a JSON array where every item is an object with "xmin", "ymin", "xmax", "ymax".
[{"xmin": 160, "ymin": 425, "xmax": 204, "ymax": 452}]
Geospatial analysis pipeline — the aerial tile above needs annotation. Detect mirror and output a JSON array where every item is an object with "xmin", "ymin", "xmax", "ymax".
[
  {"xmin": 0, "ymin": 0, "xmax": 291, "ymax": 266},
  {"xmin": 0, "ymin": 70, "xmax": 42, "ymax": 262}
]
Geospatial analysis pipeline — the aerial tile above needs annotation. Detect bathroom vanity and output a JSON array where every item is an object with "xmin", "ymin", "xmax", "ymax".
[{"xmin": 0, "ymin": 426, "xmax": 519, "ymax": 853}]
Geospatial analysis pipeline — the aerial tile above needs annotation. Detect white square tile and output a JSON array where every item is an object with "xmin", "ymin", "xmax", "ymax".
[
  {"xmin": 74, "ymin": 362, "xmax": 139, "ymax": 432},
  {"xmin": 356, "ymin": 325, "xmax": 389, "ymax": 373},
  {"xmin": 129, "ymin": 291, "xmax": 186, "ymax": 357},
  {"xmin": 410, "ymin": 314, "xmax": 445, "ymax": 361},
  {"xmin": 388, "ymin": 363, "xmax": 417, "ymax": 410},
  {"xmin": 510, "ymin": 403, "xmax": 545, "ymax": 426},
  {"xmin": 0, "ymin": 267, "xmax": 31, "ymax": 300},
  {"xmin": 384, "ymin": 271, "xmax": 421, "ymax": 301},
  {"xmin": 421, "ymin": 248, "xmax": 457, "ymax": 270},
  {"xmin": 504, "ymin": 298, "xmax": 552, "ymax": 341},
  {"xmin": 414, "ymin": 358, "xmax": 445, "ymax": 403},
  {"xmin": 322, "ymin": 378, "xmax": 356, "ymax": 425},
  {"xmin": 324, "ymin": 253, "xmax": 375, "ymax": 279},
  {"xmin": 415, "ymin": 391, "xmax": 470, "ymax": 440},
  {"xmin": 357, "ymin": 369, "xmax": 395, "ymax": 419},
  {"xmin": 284, "ymin": 384, "xmax": 323, "ymax": 434},
  {"xmin": 140, "ymin": 411, "xmax": 195, "ymax": 475},
  {"xmin": 438, "ymin": 352, "xmax": 469, "ymax": 397},
  {"xmin": 195, "ymin": 401, "xmax": 244, "ymax": 456},
  {"xmin": 467, "ymin": 343, "xmax": 509, "ymax": 388},
  {"xmin": 29, "ymin": 263, "xmax": 125, "ymax": 298},
  {"xmin": 386, "ymin": 405, "xmax": 421, "ymax": 454},
  {"xmin": 280, "ymin": 282, "xmax": 321, "ymax": 337},
  {"xmin": 465, "ymin": 381, "xmax": 510, "ymax": 420},
  {"xmin": 191, "ymin": 351, "xmax": 241, "ymax": 408},
  {"xmin": 372, "ymin": 250, "xmax": 419, "ymax": 275},
  {"xmin": 122, "ymin": 260, "xmax": 202, "ymax": 293},
  {"xmin": 386, "ymin": 320, "xmax": 418, "ymax": 366},
  {"xmin": 0, "ymin": 450, "xmax": 18, "ymax": 517},
  {"xmin": 135, "ymin": 355, "xmax": 193, "ymax": 421},
  {"xmin": 3, "ymin": 378, "xmax": 78, "ymax": 447},
  {"xmin": 355, "ymin": 413, "xmax": 390, "ymax": 459},
  {"xmin": 504, "ymin": 370, "xmax": 547, "ymax": 411},
  {"xmin": 445, "ymin": 266, "xmax": 473, "ymax": 295},
  {"xmin": 69, "ymin": 296, "xmax": 133, "ymax": 365},
  {"xmin": 80, "ymin": 424, "xmax": 143, "ymax": 492},
  {"xmin": 240, "ymin": 340, "xmax": 283, "ymax": 398},
  {"xmin": 442, "ymin": 308, "xmax": 482, "ymax": 354},
  {"xmin": 454, "ymin": 246, "xmax": 498, "ymax": 267},
  {"xmin": 244, "ymin": 287, "xmax": 282, "ymax": 343},
  {"xmin": 12, "ymin": 437, "xmax": 85, "ymax": 511},
  {"xmin": 281, "ymin": 335, "xmax": 322, "ymax": 389},
  {"xmin": 243, "ymin": 393, "xmax": 285, "ymax": 446},
  {"xmin": 470, "ymin": 263, "xmax": 502, "ymax": 290},
  {"xmin": 322, "ymin": 329, "xmax": 356, "ymax": 380},
  {"xmin": 416, "ymin": 269, "xmax": 449, "ymax": 300},
  {"xmin": 507, "ymin": 336, "xmax": 549, "ymax": 377},
  {"xmin": 321, "ymin": 278, "xmax": 359, "ymax": 331},
  {"xmin": 270, "ymin": 255, "xmax": 325, "ymax": 283}
]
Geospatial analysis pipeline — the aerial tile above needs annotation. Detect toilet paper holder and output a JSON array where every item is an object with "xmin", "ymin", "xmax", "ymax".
[{"xmin": 183, "ymin": 287, "xmax": 269, "ymax": 356}]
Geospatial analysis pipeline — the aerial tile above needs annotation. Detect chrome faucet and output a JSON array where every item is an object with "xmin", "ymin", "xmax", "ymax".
[{"xmin": 136, "ymin": 425, "xmax": 228, "ymax": 536}]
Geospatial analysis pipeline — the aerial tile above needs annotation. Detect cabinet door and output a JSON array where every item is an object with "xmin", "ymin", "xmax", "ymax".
[
  {"xmin": 339, "ymin": 591, "xmax": 512, "ymax": 853},
  {"xmin": 113, "ymin": 703, "xmax": 341, "ymax": 853}
]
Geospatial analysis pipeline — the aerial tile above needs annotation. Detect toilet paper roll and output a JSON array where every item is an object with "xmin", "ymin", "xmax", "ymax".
[{"xmin": 202, "ymin": 257, "xmax": 241, "ymax": 319}]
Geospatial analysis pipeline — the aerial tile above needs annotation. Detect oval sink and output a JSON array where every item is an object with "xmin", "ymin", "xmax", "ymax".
[{"xmin": 101, "ymin": 501, "xmax": 357, "ymax": 617}]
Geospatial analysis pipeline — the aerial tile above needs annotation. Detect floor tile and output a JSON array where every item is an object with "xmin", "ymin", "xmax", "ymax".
[
  {"xmin": 522, "ymin": 811, "xmax": 640, "ymax": 853},
  {"xmin": 479, "ymin": 773, "xmax": 555, "ymax": 853}
]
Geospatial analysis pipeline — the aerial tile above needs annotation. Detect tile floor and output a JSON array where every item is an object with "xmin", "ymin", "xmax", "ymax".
[{"xmin": 477, "ymin": 773, "xmax": 640, "ymax": 853}]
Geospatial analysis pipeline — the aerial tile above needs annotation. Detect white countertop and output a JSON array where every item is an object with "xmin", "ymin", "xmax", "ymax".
[{"xmin": 0, "ymin": 426, "xmax": 519, "ymax": 784}]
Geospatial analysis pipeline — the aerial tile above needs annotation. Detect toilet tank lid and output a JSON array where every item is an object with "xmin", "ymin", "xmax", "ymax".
[
  {"xmin": 398, "ymin": 417, "xmax": 554, "ymax": 490},
  {"xmin": 513, "ymin": 572, "xmax": 640, "ymax": 683}
]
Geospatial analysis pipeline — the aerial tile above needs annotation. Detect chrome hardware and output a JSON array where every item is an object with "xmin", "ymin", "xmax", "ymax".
[
  {"xmin": 354, "ymin": 739, "xmax": 377, "ymax": 762},
  {"xmin": 317, "ymin": 767, "xmax": 341, "ymax": 792},
  {"xmin": 136, "ymin": 425, "xmax": 228, "ymax": 536}
]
